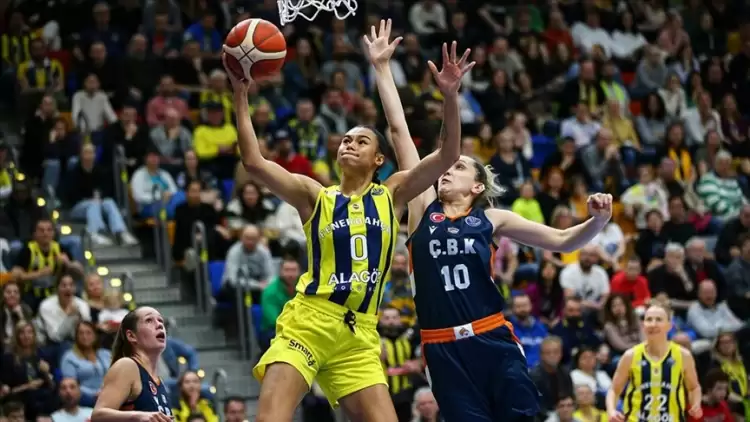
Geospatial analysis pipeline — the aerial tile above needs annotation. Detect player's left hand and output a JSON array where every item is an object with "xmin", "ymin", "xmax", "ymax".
[
  {"xmin": 587, "ymin": 193, "xmax": 613, "ymax": 220},
  {"xmin": 363, "ymin": 19, "xmax": 402, "ymax": 66},
  {"xmin": 428, "ymin": 41, "xmax": 475, "ymax": 96},
  {"xmin": 688, "ymin": 402, "xmax": 702, "ymax": 419}
]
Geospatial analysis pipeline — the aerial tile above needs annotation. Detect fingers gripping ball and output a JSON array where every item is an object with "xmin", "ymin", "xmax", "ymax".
[{"xmin": 224, "ymin": 19, "xmax": 287, "ymax": 81}]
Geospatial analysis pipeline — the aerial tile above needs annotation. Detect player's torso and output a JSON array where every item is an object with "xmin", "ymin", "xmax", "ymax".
[
  {"xmin": 624, "ymin": 342, "xmax": 687, "ymax": 422},
  {"xmin": 122, "ymin": 362, "xmax": 172, "ymax": 415},
  {"xmin": 407, "ymin": 201, "xmax": 504, "ymax": 329},
  {"xmin": 297, "ymin": 183, "xmax": 397, "ymax": 314}
]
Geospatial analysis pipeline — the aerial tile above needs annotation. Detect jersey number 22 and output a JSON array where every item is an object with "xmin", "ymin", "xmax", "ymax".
[{"xmin": 441, "ymin": 264, "xmax": 471, "ymax": 291}]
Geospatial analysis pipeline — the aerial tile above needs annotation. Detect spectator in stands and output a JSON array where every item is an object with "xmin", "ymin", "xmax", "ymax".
[
  {"xmin": 662, "ymin": 196, "xmax": 696, "ymax": 244},
  {"xmin": 0, "ymin": 321, "xmax": 58, "ymax": 419},
  {"xmin": 199, "ymin": 70, "xmax": 231, "ymax": 122},
  {"xmin": 286, "ymin": 99, "xmax": 326, "ymax": 162},
  {"xmin": 525, "ymin": 260, "xmax": 564, "ymax": 326},
  {"xmin": 20, "ymin": 95, "xmax": 58, "ymax": 183},
  {"xmin": 264, "ymin": 198, "xmax": 305, "ymax": 259},
  {"xmin": 51, "ymin": 378, "xmax": 93, "ymax": 422},
  {"xmin": 602, "ymin": 294, "xmax": 642, "ymax": 356},
  {"xmin": 81, "ymin": 42, "xmax": 125, "ymax": 107},
  {"xmin": 272, "ymin": 128, "xmax": 315, "ymax": 178},
  {"xmin": 221, "ymin": 224, "xmax": 272, "ymax": 304},
  {"xmin": 720, "ymin": 94, "xmax": 748, "ymax": 150},
  {"xmin": 609, "ymin": 258, "xmax": 651, "ymax": 311},
  {"xmin": 559, "ymin": 60, "xmax": 604, "ymax": 118},
  {"xmin": 38, "ymin": 274, "xmax": 91, "ymax": 345},
  {"xmin": 725, "ymin": 233, "xmax": 750, "ymax": 320},
  {"xmin": 150, "ymin": 107, "xmax": 193, "ymax": 173},
  {"xmin": 225, "ymin": 182, "xmax": 275, "ymax": 231},
  {"xmin": 0, "ymin": 282, "xmax": 33, "ymax": 353},
  {"xmin": 546, "ymin": 395, "xmax": 578, "ymax": 422},
  {"xmin": 536, "ymin": 168, "xmax": 568, "ymax": 225},
  {"xmin": 381, "ymin": 252, "xmax": 415, "ymax": 327},
  {"xmin": 11, "ymin": 219, "xmax": 84, "ymax": 312},
  {"xmin": 531, "ymin": 336, "xmax": 573, "ymax": 413},
  {"xmin": 687, "ymin": 280, "xmax": 745, "ymax": 341},
  {"xmin": 0, "ymin": 140, "xmax": 13, "ymax": 202},
  {"xmin": 636, "ymin": 93, "xmax": 668, "ymax": 152},
  {"xmin": 634, "ymin": 209, "xmax": 669, "ymax": 270},
  {"xmin": 317, "ymin": 88, "xmax": 357, "ymax": 142},
  {"xmin": 67, "ymin": 144, "xmax": 137, "ymax": 246},
  {"xmin": 175, "ymin": 150, "xmax": 220, "ymax": 206},
  {"xmin": 690, "ymin": 369, "xmax": 733, "ymax": 422},
  {"xmin": 697, "ymin": 150, "xmax": 746, "ymax": 221},
  {"xmin": 580, "ymin": 129, "xmax": 627, "ymax": 192},
  {"xmin": 709, "ymin": 332, "xmax": 748, "ymax": 420},
  {"xmin": 540, "ymin": 137, "xmax": 587, "ymax": 184},
  {"xmin": 602, "ymin": 99, "xmax": 639, "ymax": 152},
  {"xmin": 648, "ymin": 243, "xmax": 698, "ymax": 317},
  {"xmin": 683, "ymin": 91, "xmax": 723, "ymax": 146},
  {"xmin": 378, "ymin": 306, "xmax": 423, "ymax": 422},
  {"xmin": 41, "ymin": 117, "xmax": 81, "ymax": 195},
  {"xmin": 632, "ymin": 45, "xmax": 668, "ymax": 99},
  {"xmin": 130, "ymin": 148, "xmax": 185, "ymax": 219},
  {"xmin": 509, "ymin": 294, "xmax": 547, "ymax": 368},
  {"xmin": 684, "ymin": 237, "xmax": 724, "ymax": 291},
  {"xmin": 171, "ymin": 371, "xmax": 218, "ymax": 422},
  {"xmin": 411, "ymin": 386, "xmax": 440, "ymax": 422},
  {"xmin": 184, "ymin": 11, "xmax": 222, "ymax": 56},
  {"xmin": 570, "ymin": 347, "xmax": 611, "ymax": 400},
  {"xmin": 715, "ymin": 204, "xmax": 750, "ymax": 266},
  {"xmin": 223, "ymin": 397, "xmax": 247, "ymax": 422},
  {"xmin": 511, "ymin": 181, "xmax": 544, "ymax": 224},
  {"xmin": 5, "ymin": 181, "xmax": 46, "ymax": 242},
  {"xmin": 101, "ymin": 104, "xmax": 149, "ymax": 176},
  {"xmin": 1, "ymin": 401, "xmax": 27, "ymax": 422},
  {"xmin": 559, "ymin": 245, "xmax": 610, "ymax": 314},
  {"xmin": 123, "ymin": 34, "xmax": 161, "ymax": 106},
  {"xmin": 560, "ymin": 104, "xmax": 601, "ymax": 150},
  {"xmin": 60, "ymin": 321, "xmax": 111, "ymax": 406},
  {"xmin": 621, "ymin": 165, "xmax": 669, "ymax": 229},
  {"xmin": 572, "ymin": 384, "xmax": 604, "ymax": 422},
  {"xmin": 588, "ymin": 219, "xmax": 625, "ymax": 271},
  {"xmin": 160, "ymin": 336, "xmax": 201, "ymax": 394},
  {"xmin": 490, "ymin": 130, "xmax": 531, "ymax": 205},
  {"xmin": 193, "ymin": 101, "xmax": 238, "ymax": 180},
  {"xmin": 172, "ymin": 180, "xmax": 229, "ymax": 266},
  {"xmin": 16, "ymin": 39, "xmax": 65, "ymax": 109},
  {"xmin": 260, "ymin": 257, "xmax": 298, "ymax": 346},
  {"xmin": 82, "ymin": 273, "xmax": 105, "ymax": 324},
  {"xmin": 695, "ymin": 130, "xmax": 724, "ymax": 178},
  {"xmin": 71, "ymin": 73, "xmax": 117, "ymax": 133},
  {"xmin": 550, "ymin": 297, "xmax": 601, "ymax": 363},
  {"xmin": 146, "ymin": 74, "xmax": 189, "ymax": 127}
]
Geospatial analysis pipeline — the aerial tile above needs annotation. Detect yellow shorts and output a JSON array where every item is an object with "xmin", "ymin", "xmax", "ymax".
[{"xmin": 252, "ymin": 294, "xmax": 385, "ymax": 406}]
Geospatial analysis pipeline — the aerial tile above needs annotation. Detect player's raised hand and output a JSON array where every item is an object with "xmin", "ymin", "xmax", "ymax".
[
  {"xmin": 363, "ymin": 19, "xmax": 402, "ymax": 66},
  {"xmin": 221, "ymin": 51, "xmax": 251, "ymax": 91},
  {"xmin": 428, "ymin": 41, "xmax": 475, "ymax": 96},
  {"xmin": 587, "ymin": 192, "xmax": 613, "ymax": 220}
]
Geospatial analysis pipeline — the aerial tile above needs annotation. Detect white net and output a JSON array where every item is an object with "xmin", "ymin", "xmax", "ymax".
[{"xmin": 277, "ymin": 0, "xmax": 358, "ymax": 25}]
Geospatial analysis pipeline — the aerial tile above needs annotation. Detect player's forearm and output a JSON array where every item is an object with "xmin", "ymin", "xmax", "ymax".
[
  {"xmin": 558, "ymin": 216, "xmax": 610, "ymax": 253},
  {"xmin": 232, "ymin": 91, "xmax": 264, "ymax": 167},
  {"xmin": 91, "ymin": 409, "xmax": 143, "ymax": 422},
  {"xmin": 689, "ymin": 386, "xmax": 702, "ymax": 409},
  {"xmin": 438, "ymin": 92, "xmax": 461, "ymax": 164},
  {"xmin": 373, "ymin": 63, "xmax": 418, "ymax": 169},
  {"xmin": 605, "ymin": 389, "xmax": 619, "ymax": 414}
]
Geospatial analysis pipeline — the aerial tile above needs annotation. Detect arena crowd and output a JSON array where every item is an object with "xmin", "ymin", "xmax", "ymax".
[{"xmin": 1, "ymin": 0, "xmax": 750, "ymax": 421}]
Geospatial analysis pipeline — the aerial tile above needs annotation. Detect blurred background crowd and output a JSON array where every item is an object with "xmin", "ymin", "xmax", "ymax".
[{"xmin": 1, "ymin": 0, "xmax": 750, "ymax": 421}]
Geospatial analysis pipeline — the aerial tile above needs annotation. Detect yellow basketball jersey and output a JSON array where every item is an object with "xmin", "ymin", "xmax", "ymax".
[
  {"xmin": 298, "ymin": 183, "xmax": 398, "ymax": 314},
  {"xmin": 623, "ymin": 342, "xmax": 687, "ymax": 422}
]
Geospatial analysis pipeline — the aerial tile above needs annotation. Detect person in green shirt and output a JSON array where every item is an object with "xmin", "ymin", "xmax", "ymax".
[
  {"xmin": 511, "ymin": 181, "xmax": 545, "ymax": 224},
  {"xmin": 260, "ymin": 258, "xmax": 300, "ymax": 348}
]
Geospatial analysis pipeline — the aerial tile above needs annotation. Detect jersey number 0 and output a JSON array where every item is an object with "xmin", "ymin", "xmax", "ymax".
[{"xmin": 440, "ymin": 264, "xmax": 471, "ymax": 291}]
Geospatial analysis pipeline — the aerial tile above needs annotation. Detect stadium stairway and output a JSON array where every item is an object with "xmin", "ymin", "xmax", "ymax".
[{"xmin": 64, "ymin": 220, "xmax": 265, "ymax": 414}]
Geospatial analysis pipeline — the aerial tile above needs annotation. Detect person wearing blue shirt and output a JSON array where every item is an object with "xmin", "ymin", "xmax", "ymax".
[
  {"xmin": 183, "ymin": 11, "xmax": 222, "ymax": 54},
  {"xmin": 508, "ymin": 294, "xmax": 548, "ymax": 367},
  {"xmin": 161, "ymin": 336, "xmax": 213, "ymax": 401},
  {"xmin": 550, "ymin": 297, "xmax": 602, "ymax": 365}
]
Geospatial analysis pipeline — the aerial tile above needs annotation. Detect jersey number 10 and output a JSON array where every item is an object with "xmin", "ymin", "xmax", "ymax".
[{"xmin": 440, "ymin": 264, "xmax": 471, "ymax": 291}]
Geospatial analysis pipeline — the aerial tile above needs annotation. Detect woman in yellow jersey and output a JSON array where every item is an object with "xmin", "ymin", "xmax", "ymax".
[
  {"xmin": 606, "ymin": 303, "xmax": 703, "ymax": 422},
  {"xmin": 223, "ymin": 20, "xmax": 475, "ymax": 422}
]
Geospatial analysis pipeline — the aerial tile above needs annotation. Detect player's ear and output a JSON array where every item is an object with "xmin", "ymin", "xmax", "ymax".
[
  {"xmin": 374, "ymin": 152, "xmax": 385, "ymax": 167},
  {"xmin": 472, "ymin": 182, "xmax": 485, "ymax": 196}
]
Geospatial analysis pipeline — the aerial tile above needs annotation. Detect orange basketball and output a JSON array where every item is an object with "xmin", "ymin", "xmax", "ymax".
[{"xmin": 223, "ymin": 19, "xmax": 287, "ymax": 81}]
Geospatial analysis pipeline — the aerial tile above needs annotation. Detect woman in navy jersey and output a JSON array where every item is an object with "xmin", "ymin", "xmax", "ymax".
[
  {"xmin": 91, "ymin": 306, "xmax": 173, "ymax": 422},
  {"xmin": 369, "ymin": 32, "xmax": 615, "ymax": 422}
]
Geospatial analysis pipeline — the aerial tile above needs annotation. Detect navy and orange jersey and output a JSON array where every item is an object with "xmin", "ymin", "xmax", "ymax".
[
  {"xmin": 297, "ymin": 183, "xmax": 398, "ymax": 314},
  {"xmin": 120, "ymin": 359, "xmax": 172, "ymax": 415},
  {"xmin": 406, "ymin": 200, "xmax": 504, "ymax": 330}
]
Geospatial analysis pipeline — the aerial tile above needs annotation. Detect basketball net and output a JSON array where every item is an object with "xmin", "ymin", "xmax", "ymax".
[{"xmin": 277, "ymin": 0, "xmax": 358, "ymax": 25}]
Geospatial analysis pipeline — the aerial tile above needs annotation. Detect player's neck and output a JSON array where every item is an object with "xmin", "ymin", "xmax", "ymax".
[
  {"xmin": 339, "ymin": 173, "xmax": 371, "ymax": 196},
  {"xmin": 442, "ymin": 201, "xmax": 472, "ymax": 218},
  {"xmin": 133, "ymin": 352, "xmax": 160, "ymax": 378},
  {"xmin": 644, "ymin": 339, "xmax": 669, "ymax": 359}
]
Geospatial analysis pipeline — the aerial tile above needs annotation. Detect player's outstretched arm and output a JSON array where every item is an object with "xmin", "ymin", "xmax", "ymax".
[
  {"xmin": 92, "ymin": 358, "xmax": 168, "ymax": 422},
  {"xmin": 487, "ymin": 193, "xmax": 613, "ymax": 253},
  {"xmin": 385, "ymin": 42, "xmax": 473, "ymax": 210},
  {"xmin": 605, "ymin": 349, "xmax": 632, "ymax": 422},
  {"xmin": 364, "ymin": 19, "xmax": 417, "ymax": 170},
  {"xmin": 224, "ymin": 54, "xmax": 321, "ymax": 220}
]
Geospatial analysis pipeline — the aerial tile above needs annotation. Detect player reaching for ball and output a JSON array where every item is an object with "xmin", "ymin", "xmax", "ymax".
[
  {"xmin": 606, "ymin": 303, "xmax": 703, "ymax": 422},
  {"xmin": 223, "ymin": 19, "xmax": 473, "ymax": 422},
  {"xmin": 367, "ymin": 22, "xmax": 616, "ymax": 422}
]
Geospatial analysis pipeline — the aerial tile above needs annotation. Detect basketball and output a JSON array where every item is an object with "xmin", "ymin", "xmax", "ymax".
[{"xmin": 223, "ymin": 19, "xmax": 287, "ymax": 81}]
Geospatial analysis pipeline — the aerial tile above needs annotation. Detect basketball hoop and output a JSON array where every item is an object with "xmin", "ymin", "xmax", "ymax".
[{"xmin": 277, "ymin": 0, "xmax": 358, "ymax": 25}]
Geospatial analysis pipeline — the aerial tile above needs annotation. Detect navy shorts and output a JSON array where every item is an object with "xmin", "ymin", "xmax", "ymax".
[{"xmin": 422, "ymin": 326, "xmax": 541, "ymax": 422}]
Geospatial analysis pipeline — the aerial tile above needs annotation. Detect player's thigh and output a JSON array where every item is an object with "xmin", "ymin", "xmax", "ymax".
[
  {"xmin": 489, "ymin": 340, "xmax": 541, "ymax": 421},
  {"xmin": 317, "ymin": 327, "xmax": 396, "ymax": 422},
  {"xmin": 423, "ymin": 343, "xmax": 493, "ymax": 422},
  {"xmin": 255, "ymin": 362, "xmax": 309, "ymax": 422}
]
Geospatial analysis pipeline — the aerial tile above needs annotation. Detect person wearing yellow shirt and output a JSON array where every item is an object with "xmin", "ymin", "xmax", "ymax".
[
  {"xmin": 573, "ymin": 384, "xmax": 607, "ymax": 422},
  {"xmin": 511, "ymin": 181, "xmax": 545, "ymax": 224},
  {"xmin": 193, "ymin": 102, "xmax": 238, "ymax": 180},
  {"xmin": 199, "ymin": 70, "xmax": 233, "ymax": 124},
  {"xmin": 601, "ymin": 99, "xmax": 640, "ymax": 150}
]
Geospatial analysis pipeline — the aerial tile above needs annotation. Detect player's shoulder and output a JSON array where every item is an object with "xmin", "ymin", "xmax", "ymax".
[
  {"xmin": 673, "ymin": 342, "xmax": 693, "ymax": 360},
  {"xmin": 109, "ymin": 357, "xmax": 140, "ymax": 374}
]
